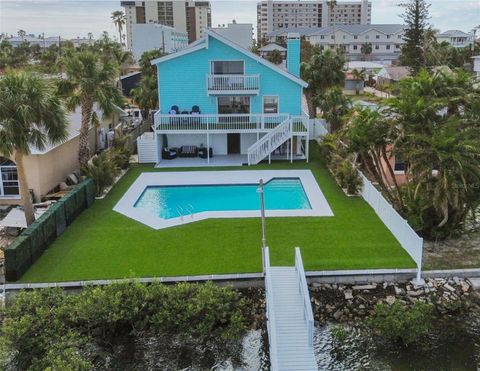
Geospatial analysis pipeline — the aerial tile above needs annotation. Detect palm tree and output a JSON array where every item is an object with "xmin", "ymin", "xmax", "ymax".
[
  {"xmin": 111, "ymin": 11, "xmax": 126, "ymax": 47},
  {"xmin": 351, "ymin": 68, "xmax": 365, "ymax": 95},
  {"xmin": 327, "ymin": 0, "xmax": 337, "ymax": 46},
  {"xmin": 360, "ymin": 42, "xmax": 372, "ymax": 61},
  {"xmin": 315, "ymin": 86, "xmax": 350, "ymax": 132},
  {"xmin": 301, "ymin": 48, "xmax": 345, "ymax": 117},
  {"xmin": 59, "ymin": 50, "xmax": 124, "ymax": 168},
  {"xmin": 0, "ymin": 72, "xmax": 68, "ymax": 225}
]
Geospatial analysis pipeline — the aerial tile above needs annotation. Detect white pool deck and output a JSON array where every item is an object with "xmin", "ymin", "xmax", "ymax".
[{"xmin": 113, "ymin": 170, "xmax": 333, "ymax": 230}]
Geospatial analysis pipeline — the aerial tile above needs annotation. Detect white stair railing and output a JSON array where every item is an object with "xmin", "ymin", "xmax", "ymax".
[{"xmin": 247, "ymin": 118, "xmax": 292, "ymax": 165}]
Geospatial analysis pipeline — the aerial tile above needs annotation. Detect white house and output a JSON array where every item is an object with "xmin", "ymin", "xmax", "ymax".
[
  {"xmin": 436, "ymin": 30, "xmax": 474, "ymax": 48},
  {"xmin": 131, "ymin": 24, "xmax": 188, "ymax": 60},
  {"xmin": 266, "ymin": 24, "xmax": 406, "ymax": 63},
  {"xmin": 473, "ymin": 55, "xmax": 480, "ymax": 78}
]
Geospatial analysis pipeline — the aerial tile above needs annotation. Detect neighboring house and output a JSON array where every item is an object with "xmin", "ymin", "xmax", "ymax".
[
  {"xmin": 120, "ymin": 71, "xmax": 142, "ymax": 97},
  {"xmin": 376, "ymin": 66, "xmax": 410, "ymax": 87},
  {"xmin": 436, "ymin": 30, "xmax": 474, "ymax": 48},
  {"xmin": 259, "ymin": 43, "xmax": 287, "ymax": 59},
  {"xmin": 473, "ymin": 55, "xmax": 480, "ymax": 78},
  {"xmin": 141, "ymin": 30, "xmax": 309, "ymax": 165},
  {"xmin": 211, "ymin": 22, "xmax": 254, "ymax": 50},
  {"xmin": 7, "ymin": 35, "xmax": 65, "ymax": 48},
  {"xmin": 266, "ymin": 24, "xmax": 405, "ymax": 63},
  {"xmin": 0, "ymin": 106, "xmax": 125, "ymax": 205},
  {"xmin": 131, "ymin": 24, "xmax": 188, "ymax": 60},
  {"xmin": 344, "ymin": 71, "xmax": 365, "ymax": 95}
]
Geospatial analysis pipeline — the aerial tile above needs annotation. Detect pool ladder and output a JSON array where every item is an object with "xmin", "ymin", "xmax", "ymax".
[{"xmin": 176, "ymin": 204, "xmax": 194, "ymax": 221}]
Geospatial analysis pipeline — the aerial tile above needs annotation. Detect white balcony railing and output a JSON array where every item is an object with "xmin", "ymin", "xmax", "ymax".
[
  {"xmin": 206, "ymin": 74, "xmax": 260, "ymax": 94},
  {"xmin": 155, "ymin": 113, "xmax": 289, "ymax": 133}
]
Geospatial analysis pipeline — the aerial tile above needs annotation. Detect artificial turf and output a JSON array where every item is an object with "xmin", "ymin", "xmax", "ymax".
[{"xmin": 19, "ymin": 143, "xmax": 415, "ymax": 282}]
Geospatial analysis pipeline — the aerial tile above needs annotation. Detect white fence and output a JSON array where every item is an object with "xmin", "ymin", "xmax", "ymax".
[
  {"xmin": 358, "ymin": 172, "xmax": 424, "ymax": 282},
  {"xmin": 137, "ymin": 132, "xmax": 157, "ymax": 163},
  {"xmin": 309, "ymin": 118, "xmax": 329, "ymax": 138}
]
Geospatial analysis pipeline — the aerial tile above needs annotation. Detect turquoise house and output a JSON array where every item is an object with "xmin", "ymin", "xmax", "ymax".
[{"xmin": 147, "ymin": 30, "xmax": 310, "ymax": 166}]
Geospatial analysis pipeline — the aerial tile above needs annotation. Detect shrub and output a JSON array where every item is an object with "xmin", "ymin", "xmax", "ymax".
[
  {"xmin": 110, "ymin": 133, "xmax": 132, "ymax": 169},
  {"xmin": 1, "ymin": 281, "xmax": 248, "ymax": 370},
  {"xmin": 336, "ymin": 159, "xmax": 362, "ymax": 195},
  {"xmin": 82, "ymin": 151, "xmax": 118, "ymax": 196},
  {"xmin": 368, "ymin": 301, "xmax": 435, "ymax": 346}
]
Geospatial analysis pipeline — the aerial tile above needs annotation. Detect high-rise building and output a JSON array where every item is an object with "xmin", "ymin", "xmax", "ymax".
[
  {"xmin": 121, "ymin": 1, "xmax": 211, "ymax": 50},
  {"xmin": 257, "ymin": 0, "xmax": 371, "ymax": 41}
]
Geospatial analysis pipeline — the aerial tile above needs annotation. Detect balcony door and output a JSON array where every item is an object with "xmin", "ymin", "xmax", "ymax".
[
  {"xmin": 217, "ymin": 96, "xmax": 250, "ymax": 114},
  {"xmin": 211, "ymin": 61, "xmax": 244, "ymax": 75},
  {"xmin": 211, "ymin": 61, "xmax": 245, "ymax": 90}
]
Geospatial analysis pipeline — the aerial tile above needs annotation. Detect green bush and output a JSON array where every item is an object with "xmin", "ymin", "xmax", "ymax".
[
  {"xmin": 336, "ymin": 159, "xmax": 362, "ymax": 195},
  {"xmin": 1, "ymin": 281, "xmax": 248, "ymax": 370},
  {"xmin": 4, "ymin": 236, "xmax": 31, "ymax": 281},
  {"xmin": 368, "ymin": 301, "xmax": 435, "ymax": 346},
  {"xmin": 82, "ymin": 151, "xmax": 119, "ymax": 197},
  {"xmin": 110, "ymin": 134, "xmax": 132, "ymax": 169}
]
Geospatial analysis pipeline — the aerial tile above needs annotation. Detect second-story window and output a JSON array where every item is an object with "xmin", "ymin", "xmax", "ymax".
[
  {"xmin": 211, "ymin": 61, "xmax": 244, "ymax": 75},
  {"xmin": 263, "ymin": 96, "xmax": 279, "ymax": 114}
]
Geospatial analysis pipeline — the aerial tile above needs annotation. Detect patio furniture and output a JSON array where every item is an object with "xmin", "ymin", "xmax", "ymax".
[
  {"xmin": 169, "ymin": 105, "xmax": 179, "ymax": 114},
  {"xmin": 198, "ymin": 147, "xmax": 213, "ymax": 159},
  {"xmin": 191, "ymin": 105, "xmax": 201, "ymax": 114},
  {"xmin": 162, "ymin": 148, "xmax": 178, "ymax": 160},
  {"xmin": 179, "ymin": 145, "xmax": 198, "ymax": 158}
]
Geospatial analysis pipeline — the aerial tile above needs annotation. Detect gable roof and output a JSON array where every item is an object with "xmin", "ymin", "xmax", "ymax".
[
  {"xmin": 267, "ymin": 24, "xmax": 405, "ymax": 38},
  {"xmin": 259, "ymin": 43, "xmax": 287, "ymax": 52},
  {"xmin": 150, "ymin": 29, "xmax": 308, "ymax": 88},
  {"xmin": 438, "ymin": 30, "xmax": 472, "ymax": 37}
]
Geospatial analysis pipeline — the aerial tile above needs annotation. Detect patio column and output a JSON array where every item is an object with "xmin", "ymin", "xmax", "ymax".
[
  {"xmin": 206, "ymin": 132, "xmax": 210, "ymax": 164},
  {"xmin": 290, "ymin": 137, "xmax": 293, "ymax": 163}
]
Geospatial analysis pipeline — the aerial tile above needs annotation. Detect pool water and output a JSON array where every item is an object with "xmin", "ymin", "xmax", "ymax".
[{"xmin": 134, "ymin": 178, "xmax": 311, "ymax": 219}]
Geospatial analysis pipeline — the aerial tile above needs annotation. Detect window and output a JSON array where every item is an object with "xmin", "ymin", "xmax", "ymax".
[
  {"xmin": 354, "ymin": 35, "xmax": 358, "ymax": 39},
  {"xmin": 375, "ymin": 45, "xmax": 379, "ymax": 50},
  {"xmin": 263, "ymin": 96, "xmax": 279, "ymax": 114},
  {"xmin": 353, "ymin": 45, "xmax": 358, "ymax": 50},
  {"xmin": 211, "ymin": 61, "xmax": 244, "ymax": 75},
  {"xmin": 0, "ymin": 157, "xmax": 19, "ymax": 197},
  {"xmin": 376, "ymin": 34, "xmax": 380, "ymax": 39},
  {"xmin": 394, "ymin": 157, "xmax": 406, "ymax": 172},
  {"xmin": 386, "ymin": 45, "xmax": 391, "ymax": 50}
]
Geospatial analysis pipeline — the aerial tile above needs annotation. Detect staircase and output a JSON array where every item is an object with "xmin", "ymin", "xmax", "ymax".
[
  {"xmin": 264, "ymin": 247, "xmax": 317, "ymax": 371},
  {"xmin": 247, "ymin": 118, "xmax": 292, "ymax": 165}
]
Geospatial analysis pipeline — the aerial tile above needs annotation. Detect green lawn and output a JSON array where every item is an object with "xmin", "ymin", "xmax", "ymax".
[{"xmin": 20, "ymin": 144, "xmax": 414, "ymax": 282}]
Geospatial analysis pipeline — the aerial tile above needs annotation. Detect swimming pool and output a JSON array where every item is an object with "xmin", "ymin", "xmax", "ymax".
[
  {"xmin": 134, "ymin": 178, "xmax": 311, "ymax": 219},
  {"xmin": 114, "ymin": 170, "xmax": 333, "ymax": 230}
]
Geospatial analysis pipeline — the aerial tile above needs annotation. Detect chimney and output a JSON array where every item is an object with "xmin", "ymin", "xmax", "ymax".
[{"xmin": 287, "ymin": 32, "xmax": 300, "ymax": 77}]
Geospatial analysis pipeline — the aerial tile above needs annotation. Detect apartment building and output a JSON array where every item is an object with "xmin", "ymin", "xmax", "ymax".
[
  {"xmin": 211, "ymin": 22, "xmax": 254, "ymax": 50},
  {"xmin": 257, "ymin": 0, "xmax": 371, "ymax": 41},
  {"xmin": 121, "ymin": 1, "xmax": 211, "ymax": 49},
  {"xmin": 131, "ymin": 24, "xmax": 188, "ymax": 59},
  {"xmin": 266, "ymin": 24, "xmax": 405, "ymax": 63}
]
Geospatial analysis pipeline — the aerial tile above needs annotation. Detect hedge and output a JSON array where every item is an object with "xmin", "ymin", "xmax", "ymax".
[{"xmin": 5, "ymin": 178, "xmax": 95, "ymax": 282}]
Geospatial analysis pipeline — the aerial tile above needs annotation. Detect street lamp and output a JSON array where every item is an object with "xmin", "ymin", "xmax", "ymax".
[{"xmin": 256, "ymin": 179, "xmax": 267, "ymax": 249}]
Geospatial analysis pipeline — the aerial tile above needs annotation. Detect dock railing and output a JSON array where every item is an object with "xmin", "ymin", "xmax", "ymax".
[
  {"xmin": 263, "ymin": 246, "xmax": 279, "ymax": 370},
  {"xmin": 294, "ymin": 247, "xmax": 314, "ymax": 347}
]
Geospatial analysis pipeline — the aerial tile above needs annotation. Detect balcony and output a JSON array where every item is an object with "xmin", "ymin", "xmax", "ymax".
[
  {"xmin": 206, "ymin": 74, "xmax": 260, "ymax": 95},
  {"xmin": 154, "ymin": 113, "xmax": 309, "ymax": 134}
]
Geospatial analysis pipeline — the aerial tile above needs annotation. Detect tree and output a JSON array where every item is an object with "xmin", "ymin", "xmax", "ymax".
[
  {"xmin": 111, "ymin": 10, "xmax": 126, "ymax": 47},
  {"xmin": 301, "ymin": 49, "xmax": 345, "ymax": 117},
  {"xmin": 0, "ymin": 73, "xmax": 68, "ymax": 225},
  {"xmin": 17, "ymin": 29, "xmax": 26, "ymax": 40},
  {"xmin": 399, "ymin": 0, "xmax": 431, "ymax": 73},
  {"xmin": 351, "ymin": 68, "xmax": 365, "ymax": 95},
  {"xmin": 266, "ymin": 49, "xmax": 283, "ymax": 64},
  {"xmin": 300, "ymin": 38, "xmax": 321, "ymax": 63},
  {"xmin": 132, "ymin": 49, "xmax": 164, "ymax": 120},
  {"xmin": 59, "ymin": 50, "xmax": 124, "ymax": 168},
  {"xmin": 315, "ymin": 87, "xmax": 350, "ymax": 132},
  {"xmin": 360, "ymin": 42, "xmax": 372, "ymax": 61}
]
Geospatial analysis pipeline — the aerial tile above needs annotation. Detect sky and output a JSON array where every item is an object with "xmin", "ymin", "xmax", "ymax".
[{"xmin": 0, "ymin": 0, "xmax": 479, "ymax": 40}]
